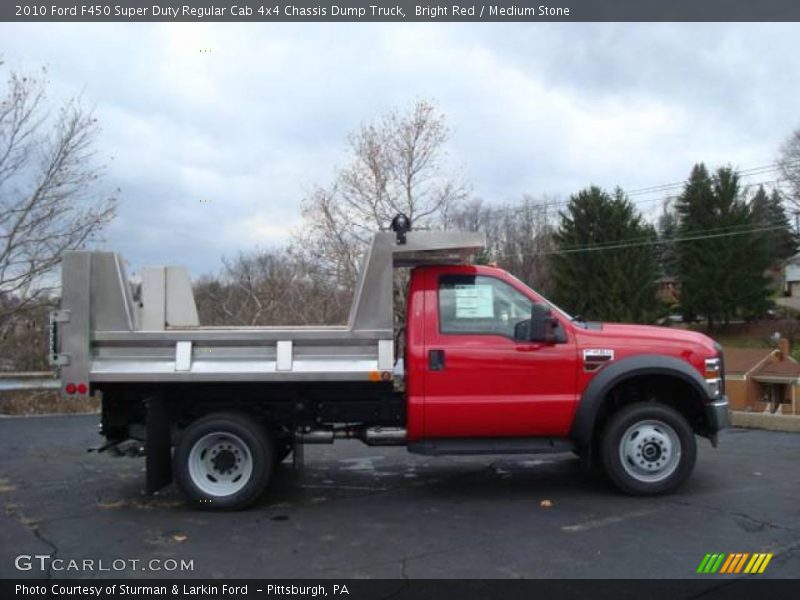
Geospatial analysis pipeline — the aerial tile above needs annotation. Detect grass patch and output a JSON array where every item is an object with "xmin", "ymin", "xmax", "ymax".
[
  {"xmin": 0, "ymin": 390, "xmax": 99, "ymax": 415},
  {"xmin": 688, "ymin": 318, "xmax": 800, "ymax": 349}
]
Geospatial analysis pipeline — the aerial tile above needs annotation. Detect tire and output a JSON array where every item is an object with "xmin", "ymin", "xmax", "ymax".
[
  {"xmin": 173, "ymin": 412, "xmax": 274, "ymax": 511},
  {"xmin": 600, "ymin": 402, "xmax": 696, "ymax": 496}
]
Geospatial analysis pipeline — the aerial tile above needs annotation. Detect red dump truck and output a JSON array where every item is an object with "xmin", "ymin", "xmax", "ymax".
[{"xmin": 48, "ymin": 217, "xmax": 728, "ymax": 509}]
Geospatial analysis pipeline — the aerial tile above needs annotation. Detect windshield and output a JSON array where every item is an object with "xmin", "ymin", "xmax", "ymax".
[{"xmin": 503, "ymin": 271, "xmax": 575, "ymax": 322}]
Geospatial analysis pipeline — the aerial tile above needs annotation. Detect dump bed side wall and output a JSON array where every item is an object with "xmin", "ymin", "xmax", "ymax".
[
  {"xmin": 90, "ymin": 336, "xmax": 394, "ymax": 383},
  {"xmin": 57, "ymin": 251, "xmax": 395, "ymax": 388}
]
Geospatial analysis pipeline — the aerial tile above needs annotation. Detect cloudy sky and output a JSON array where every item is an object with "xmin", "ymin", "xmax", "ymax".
[{"xmin": 1, "ymin": 22, "xmax": 798, "ymax": 276}]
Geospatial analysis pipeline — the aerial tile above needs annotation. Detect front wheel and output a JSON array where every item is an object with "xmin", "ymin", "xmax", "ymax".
[
  {"xmin": 601, "ymin": 402, "xmax": 696, "ymax": 496},
  {"xmin": 174, "ymin": 413, "xmax": 275, "ymax": 510}
]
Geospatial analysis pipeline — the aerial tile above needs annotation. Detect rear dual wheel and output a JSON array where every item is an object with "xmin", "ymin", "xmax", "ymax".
[
  {"xmin": 174, "ymin": 413, "xmax": 275, "ymax": 510},
  {"xmin": 601, "ymin": 402, "xmax": 697, "ymax": 495}
]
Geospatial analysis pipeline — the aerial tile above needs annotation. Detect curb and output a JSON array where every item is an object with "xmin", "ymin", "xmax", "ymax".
[{"xmin": 730, "ymin": 410, "xmax": 800, "ymax": 433}]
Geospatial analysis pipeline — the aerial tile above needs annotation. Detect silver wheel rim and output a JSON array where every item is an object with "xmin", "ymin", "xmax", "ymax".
[
  {"xmin": 618, "ymin": 419, "xmax": 681, "ymax": 483},
  {"xmin": 187, "ymin": 432, "xmax": 253, "ymax": 497}
]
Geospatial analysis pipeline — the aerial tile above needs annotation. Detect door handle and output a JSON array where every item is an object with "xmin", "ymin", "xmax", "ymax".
[{"xmin": 429, "ymin": 349, "xmax": 445, "ymax": 371}]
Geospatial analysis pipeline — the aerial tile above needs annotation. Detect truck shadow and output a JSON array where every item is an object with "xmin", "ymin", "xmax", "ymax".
[{"xmin": 257, "ymin": 453, "xmax": 608, "ymax": 508}]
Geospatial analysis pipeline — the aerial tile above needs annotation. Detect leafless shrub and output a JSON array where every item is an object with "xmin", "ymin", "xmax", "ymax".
[
  {"xmin": 0, "ymin": 390, "xmax": 98, "ymax": 415},
  {"xmin": 194, "ymin": 248, "xmax": 351, "ymax": 326},
  {"xmin": 0, "ymin": 297, "xmax": 53, "ymax": 372}
]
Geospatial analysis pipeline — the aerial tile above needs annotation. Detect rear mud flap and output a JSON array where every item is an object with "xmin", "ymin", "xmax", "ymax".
[{"xmin": 145, "ymin": 396, "xmax": 172, "ymax": 493}]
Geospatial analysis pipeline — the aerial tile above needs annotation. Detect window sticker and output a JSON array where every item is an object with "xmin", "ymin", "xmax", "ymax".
[{"xmin": 455, "ymin": 284, "xmax": 494, "ymax": 318}]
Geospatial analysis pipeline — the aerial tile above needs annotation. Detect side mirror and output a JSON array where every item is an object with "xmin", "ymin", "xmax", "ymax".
[{"xmin": 529, "ymin": 304, "xmax": 559, "ymax": 343}]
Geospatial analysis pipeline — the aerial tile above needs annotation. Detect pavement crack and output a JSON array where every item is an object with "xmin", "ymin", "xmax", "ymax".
[
  {"xmin": 317, "ymin": 538, "xmax": 486, "ymax": 578},
  {"xmin": 765, "ymin": 537, "xmax": 800, "ymax": 563},
  {"xmin": 663, "ymin": 497, "xmax": 798, "ymax": 533},
  {"xmin": 31, "ymin": 524, "xmax": 59, "ymax": 580},
  {"xmin": 378, "ymin": 558, "xmax": 409, "ymax": 600},
  {"xmin": 685, "ymin": 580, "xmax": 742, "ymax": 599}
]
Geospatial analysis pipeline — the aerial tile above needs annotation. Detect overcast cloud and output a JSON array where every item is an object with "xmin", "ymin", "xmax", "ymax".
[{"xmin": 1, "ymin": 22, "xmax": 798, "ymax": 276}]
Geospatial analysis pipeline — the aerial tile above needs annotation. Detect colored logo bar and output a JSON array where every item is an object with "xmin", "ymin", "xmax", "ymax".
[{"xmin": 696, "ymin": 553, "xmax": 773, "ymax": 574}]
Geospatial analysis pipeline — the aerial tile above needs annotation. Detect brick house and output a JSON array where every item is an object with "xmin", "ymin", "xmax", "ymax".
[
  {"xmin": 783, "ymin": 254, "xmax": 800, "ymax": 297},
  {"xmin": 724, "ymin": 340, "xmax": 800, "ymax": 415},
  {"xmin": 656, "ymin": 275, "xmax": 680, "ymax": 305}
]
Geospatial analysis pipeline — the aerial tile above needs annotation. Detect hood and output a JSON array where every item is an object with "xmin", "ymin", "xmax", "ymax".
[{"xmin": 575, "ymin": 322, "xmax": 718, "ymax": 357}]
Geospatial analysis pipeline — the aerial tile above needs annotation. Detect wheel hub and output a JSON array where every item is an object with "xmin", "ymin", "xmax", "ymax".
[
  {"xmin": 641, "ymin": 440, "xmax": 663, "ymax": 462},
  {"xmin": 619, "ymin": 419, "xmax": 681, "ymax": 483},
  {"xmin": 188, "ymin": 432, "xmax": 253, "ymax": 497},
  {"xmin": 210, "ymin": 447, "xmax": 238, "ymax": 474}
]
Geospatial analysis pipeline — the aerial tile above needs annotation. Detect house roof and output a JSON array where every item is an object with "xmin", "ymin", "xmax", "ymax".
[
  {"xmin": 723, "ymin": 347, "xmax": 775, "ymax": 374},
  {"xmin": 752, "ymin": 359, "xmax": 800, "ymax": 382}
]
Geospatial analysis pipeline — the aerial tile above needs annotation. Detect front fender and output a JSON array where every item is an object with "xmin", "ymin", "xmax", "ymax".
[{"xmin": 570, "ymin": 354, "xmax": 710, "ymax": 448}]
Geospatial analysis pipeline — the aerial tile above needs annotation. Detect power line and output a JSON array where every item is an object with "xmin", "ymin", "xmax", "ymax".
[
  {"xmin": 456, "ymin": 161, "xmax": 798, "ymax": 260},
  {"xmin": 524, "ymin": 219, "xmax": 789, "ymax": 254},
  {"xmin": 496, "ymin": 223, "xmax": 788, "ymax": 259},
  {"xmin": 478, "ymin": 162, "xmax": 798, "ymax": 218},
  {"xmin": 624, "ymin": 161, "xmax": 796, "ymax": 197},
  {"xmin": 491, "ymin": 175, "xmax": 788, "ymax": 217}
]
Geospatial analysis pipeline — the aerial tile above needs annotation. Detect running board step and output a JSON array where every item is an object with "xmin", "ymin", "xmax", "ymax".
[{"xmin": 407, "ymin": 437, "xmax": 574, "ymax": 456}]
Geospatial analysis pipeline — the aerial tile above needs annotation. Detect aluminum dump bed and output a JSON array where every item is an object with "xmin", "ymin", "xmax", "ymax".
[{"xmin": 52, "ymin": 231, "xmax": 485, "ymax": 390}]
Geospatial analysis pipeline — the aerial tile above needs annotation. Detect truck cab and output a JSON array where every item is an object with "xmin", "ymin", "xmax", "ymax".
[{"xmin": 403, "ymin": 263, "xmax": 728, "ymax": 497}]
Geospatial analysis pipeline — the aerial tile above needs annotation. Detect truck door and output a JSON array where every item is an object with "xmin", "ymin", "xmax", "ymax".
[{"xmin": 422, "ymin": 268, "xmax": 579, "ymax": 438}]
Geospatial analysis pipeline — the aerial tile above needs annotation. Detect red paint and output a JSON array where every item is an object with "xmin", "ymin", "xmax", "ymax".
[
  {"xmin": 405, "ymin": 270, "xmax": 428, "ymax": 440},
  {"xmin": 404, "ymin": 264, "xmax": 719, "ymax": 441}
]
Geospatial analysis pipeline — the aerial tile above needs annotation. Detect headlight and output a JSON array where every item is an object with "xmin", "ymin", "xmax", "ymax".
[
  {"xmin": 704, "ymin": 357, "xmax": 721, "ymax": 379},
  {"xmin": 705, "ymin": 357, "xmax": 722, "ymax": 397}
]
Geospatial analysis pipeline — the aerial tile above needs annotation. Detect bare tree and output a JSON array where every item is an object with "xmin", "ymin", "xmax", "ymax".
[
  {"xmin": 299, "ymin": 100, "xmax": 468, "ymax": 287},
  {"xmin": 778, "ymin": 127, "xmax": 800, "ymax": 209},
  {"xmin": 0, "ymin": 65, "xmax": 117, "ymax": 330},
  {"xmin": 194, "ymin": 248, "xmax": 351, "ymax": 327},
  {"xmin": 494, "ymin": 196, "xmax": 557, "ymax": 296},
  {"xmin": 447, "ymin": 196, "xmax": 557, "ymax": 296}
]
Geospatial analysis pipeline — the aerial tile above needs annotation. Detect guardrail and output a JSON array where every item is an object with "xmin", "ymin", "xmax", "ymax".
[{"xmin": 0, "ymin": 372, "xmax": 61, "ymax": 392}]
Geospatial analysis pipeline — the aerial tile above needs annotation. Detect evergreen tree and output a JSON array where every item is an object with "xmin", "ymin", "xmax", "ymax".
[
  {"xmin": 550, "ymin": 186, "xmax": 660, "ymax": 323},
  {"xmin": 676, "ymin": 165, "xmax": 772, "ymax": 328},
  {"xmin": 750, "ymin": 186, "xmax": 798, "ymax": 264},
  {"xmin": 657, "ymin": 200, "xmax": 680, "ymax": 277}
]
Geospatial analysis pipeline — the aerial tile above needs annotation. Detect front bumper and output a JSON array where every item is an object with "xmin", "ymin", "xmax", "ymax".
[{"xmin": 705, "ymin": 396, "xmax": 730, "ymax": 433}]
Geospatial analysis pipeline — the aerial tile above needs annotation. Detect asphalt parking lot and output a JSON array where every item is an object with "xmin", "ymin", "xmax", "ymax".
[{"xmin": 0, "ymin": 414, "xmax": 798, "ymax": 579}]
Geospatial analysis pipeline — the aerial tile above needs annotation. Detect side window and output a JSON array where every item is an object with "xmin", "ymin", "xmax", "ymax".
[{"xmin": 438, "ymin": 275, "xmax": 534, "ymax": 338}]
